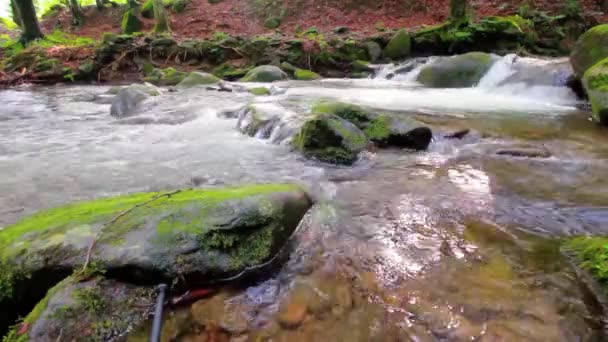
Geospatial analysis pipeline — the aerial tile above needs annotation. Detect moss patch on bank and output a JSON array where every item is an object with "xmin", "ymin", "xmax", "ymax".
[{"xmin": 564, "ymin": 237, "xmax": 608, "ymax": 290}]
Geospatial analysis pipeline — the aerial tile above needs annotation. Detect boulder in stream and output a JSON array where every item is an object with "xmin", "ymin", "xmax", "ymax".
[
  {"xmin": 0, "ymin": 184, "xmax": 312, "ymax": 334},
  {"xmin": 236, "ymin": 103, "xmax": 284, "ymax": 138},
  {"xmin": 240, "ymin": 65, "xmax": 288, "ymax": 82},
  {"xmin": 364, "ymin": 115, "xmax": 433, "ymax": 150},
  {"xmin": 416, "ymin": 52, "xmax": 496, "ymax": 88},
  {"xmin": 582, "ymin": 57, "xmax": 608, "ymax": 125},
  {"xmin": 292, "ymin": 114, "xmax": 368, "ymax": 165},
  {"xmin": 143, "ymin": 67, "xmax": 188, "ymax": 86},
  {"xmin": 110, "ymin": 83, "xmax": 161, "ymax": 118},
  {"xmin": 570, "ymin": 24, "xmax": 608, "ymax": 78},
  {"xmin": 176, "ymin": 71, "xmax": 221, "ymax": 88},
  {"xmin": 311, "ymin": 101, "xmax": 433, "ymax": 150}
]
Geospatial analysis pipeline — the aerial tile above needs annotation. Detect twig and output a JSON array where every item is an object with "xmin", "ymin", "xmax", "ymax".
[{"xmin": 75, "ymin": 190, "xmax": 183, "ymax": 276}]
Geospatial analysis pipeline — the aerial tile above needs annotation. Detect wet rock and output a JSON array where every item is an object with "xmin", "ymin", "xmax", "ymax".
[
  {"xmin": 570, "ymin": 24, "xmax": 608, "ymax": 78},
  {"xmin": 280, "ymin": 62, "xmax": 299, "ymax": 74},
  {"xmin": 176, "ymin": 71, "xmax": 221, "ymax": 88},
  {"xmin": 365, "ymin": 41, "xmax": 382, "ymax": 62},
  {"xmin": 364, "ymin": 115, "xmax": 433, "ymax": 150},
  {"xmin": 0, "ymin": 184, "xmax": 312, "ymax": 327},
  {"xmin": 3, "ymin": 276, "xmax": 153, "ymax": 342},
  {"xmin": 294, "ymin": 69, "xmax": 322, "ymax": 81},
  {"xmin": 292, "ymin": 114, "xmax": 368, "ymax": 165},
  {"xmin": 444, "ymin": 128, "xmax": 470, "ymax": 139},
  {"xmin": 384, "ymin": 29, "xmax": 411, "ymax": 60},
  {"xmin": 110, "ymin": 83, "xmax": 161, "ymax": 118},
  {"xmin": 417, "ymin": 52, "xmax": 496, "ymax": 88},
  {"xmin": 311, "ymin": 101, "xmax": 374, "ymax": 127},
  {"xmin": 239, "ymin": 65, "xmax": 288, "ymax": 82},
  {"xmin": 495, "ymin": 146, "xmax": 551, "ymax": 158},
  {"xmin": 236, "ymin": 103, "xmax": 283, "ymax": 138},
  {"xmin": 582, "ymin": 57, "xmax": 608, "ymax": 125}
]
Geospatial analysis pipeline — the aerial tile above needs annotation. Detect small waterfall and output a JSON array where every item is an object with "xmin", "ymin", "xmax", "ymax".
[
  {"xmin": 373, "ymin": 57, "xmax": 431, "ymax": 82},
  {"xmin": 477, "ymin": 54, "xmax": 518, "ymax": 88}
]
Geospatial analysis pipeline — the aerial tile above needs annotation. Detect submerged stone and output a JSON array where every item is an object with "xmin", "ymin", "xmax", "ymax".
[
  {"xmin": 0, "ymin": 184, "xmax": 312, "ymax": 333},
  {"xmin": 417, "ymin": 52, "xmax": 496, "ymax": 88},
  {"xmin": 570, "ymin": 24, "xmax": 608, "ymax": 78},
  {"xmin": 240, "ymin": 65, "xmax": 288, "ymax": 82},
  {"xmin": 292, "ymin": 114, "xmax": 368, "ymax": 165},
  {"xmin": 110, "ymin": 83, "xmax": 161, "ymax": 118},
  {"xmin": 582, "ymin": 57, "xmax": 608, "ymax": 125}
]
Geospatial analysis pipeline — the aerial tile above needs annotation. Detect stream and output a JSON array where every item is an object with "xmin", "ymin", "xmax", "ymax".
[{"xmin": 1, "ymin": 54, "xmax": 608, "ymax": 341}]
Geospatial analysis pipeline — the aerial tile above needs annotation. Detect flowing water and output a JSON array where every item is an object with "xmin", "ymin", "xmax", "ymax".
[{"xmin": 1, "ymin": 55, "xmax": 608, "ymax": 341}]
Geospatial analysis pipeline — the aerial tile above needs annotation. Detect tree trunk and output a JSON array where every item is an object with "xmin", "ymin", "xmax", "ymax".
[
  {"xmin": 600, "ymin": 0, "xmax": 608, "ymax": 12},
  {"xmin": 68, "ymin": 0, "xmax": 85, "ymax": 26},
  {"xmin": 153, "ymin": 0, "xmax": 169, "ymax": 32},
  {"xmin": 10, "ymin": 0, "xmax": 22, "ymax": 27},
  {"xmin": 96, "ymin": 0, "xmax": 104, "ymax": 11},
  {"xmin": 450, "ymin": 0, "xmax": 467, "ymax": 22},
  {"xmin": 14, "ymin": 0, "xmax": 44, "ymax": 43}
]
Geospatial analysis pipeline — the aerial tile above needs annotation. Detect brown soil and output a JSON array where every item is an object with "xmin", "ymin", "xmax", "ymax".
[{"xmin": 40, "ymin": 0, "xmax": 608, "ymax": 40}]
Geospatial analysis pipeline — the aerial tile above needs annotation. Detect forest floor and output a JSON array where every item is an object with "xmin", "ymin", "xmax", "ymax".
[{"xmin": 39, "ymin": 0, "xmax": 608, "ymax": 40}]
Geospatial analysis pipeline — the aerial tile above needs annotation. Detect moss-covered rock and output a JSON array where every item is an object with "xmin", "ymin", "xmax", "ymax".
[
  {"xmin": 384, "ymin": 29, "xmax": 411, "ymax": 60},
  {"xmin": 213, "ymin": 63, "xmax": 252, "ymax": 81},
  {"xmin": 264, "ymin": 17, "xmax": 281, "ymax": 29},
  {"xmin": 248, "ymin": 87, "xmax": 271, "ymax": 96},
  {"xmin": 571, "ymin": 24, "xmax": 608, "ymax": 77},
  {"xmin": 240, "ymin": 65, "xmax": 288, "ymax": 82},
  {"xmin": 365, "ymin": 41, "xmax": 382, "ymax": 62},
  {"xmin": 176, "ymin": 71, "xmax": 221, "ymax": 88},
  {"xmin": 110, "ymin": 83, "xmax": 162, "ymax": 118},
  {"xmin": 292, "ymin": 114, "xmax": 368, "ymax": 165},
  {"xmin": 144, "ymin": 67, "xmax": 188, "ymax": 86},
  {"xmin": 121, "ymin": 9, "xmax": 143, "ymax": 35},
  {"xmin": 294, "ymin": 69, "xmax": 321, "ymax": 80},
  {"xmin": 0, "ymin": 184, "xmax": 311, "ymax": 332},
  {"xmin": 582, "ymin": 57, "xmax": 608, "ymax": 125},
  {"xmin": 3, "ymin": 277, "xmax": 153, "ymax": 342},
  {"xmin": 416, "ymin": 52, "xmax": 496, "ymax": 88},
  {"xmin": 311, "ymin": 101, "xmax": 373, "ymax": 127}
]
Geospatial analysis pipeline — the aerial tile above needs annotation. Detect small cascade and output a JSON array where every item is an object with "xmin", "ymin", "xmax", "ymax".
[
  {"xmin": 373, "ymin": 57, "xmax": 430, "ymax": 82},
  {"xmin": 477, "ymin": 54, "xmax": 573, "ymax": 89}
]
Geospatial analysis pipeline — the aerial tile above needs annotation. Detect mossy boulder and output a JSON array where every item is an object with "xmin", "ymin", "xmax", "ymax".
[
  {"xmin": 364, "ymin": 115, "xmax": 433, "ymax": 150},
  {"xmin": 582, "ymin": 57, "xmax": 608, "ymax": 125},
  {"xmin": 416, "ymin": 52, "xmax": 496, "ymax": 88},
  {"xmin": 248, "ymin": 87, "xmax": 271, "ymax": 96},
  {"xmin": 564, "ymin": 236, "xmax": 608, "ymax": 292},
  {"xmin": 292, "ymin": 114, "xmax": 368, "ymax": 165},
  {"xmin": 365, "ymin": 41, "xmax": 382, "ymax": 62},
  {"xmin": 311, "ymin": 101, "xmax": 374, "ymax": 128},
  {"xmin": 3, "ymin": 277, "xmax": 153, "ymax": 342},
  {"xmin": 144, "ymin": 67, "xmax": 188, "ymax": 86},
  {"xmin": 240, "ymin": 65, "xmax": 288, "ymax": 82},
  {"xmin": 176, "ymin": 71, "xmax": 221, "ymax": 88},
  {"xmin": 294, "ymin": 69, "xmax": 321, "ymax": 80},
  {"xmin": 384, "ymin": 29, "xmax": 411, "ymax": 60},
  {"xmin": 571, "ymin": 24, "xmax": 608, "ymax": 78},
  {"xmin": 0, "ymin": 184, "xmax": 312, "ymax": 333},
  {"xmin": 110, "ymin": 83, "xmax": 162, "ymax": 118}
]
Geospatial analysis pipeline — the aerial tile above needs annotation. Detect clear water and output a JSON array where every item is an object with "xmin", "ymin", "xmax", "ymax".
[{"xmin": 1, "ymin": 55, "xmax": 607, "ymax": 341}]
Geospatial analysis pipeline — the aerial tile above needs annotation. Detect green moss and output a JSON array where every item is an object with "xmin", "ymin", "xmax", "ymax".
[
  {"xmin": 248, "ymin": 87, "xmax": 271, "ymax": 96},
  {"xmin": 564, "ymin": 237, "xmax": 608, "ymax": 289},
  {"xmin": 311, "ymin": 101, "xmax": 372, "ymax": 128},
  {"xmin": 582, "ymin": 57, "xmax": 608, "ymax": 124},
  {"xmin": 364, "ymin": 115, "xmax": 391, "ymax": 141},
  {"xmin": 264, "ymin": 17, "xmax": 281, "ymax": 29},
  {"xmin": 144, "ymin": 67, "xmax": 187, "ymax": 86},
  {"xmin": 213, "ymin": 63, "xmax": 251, "ymax": 80},
  {"xmin": 141, "ymin": 0, "xmax": 154, "ymax": 18},
  {"xmin": 571, "ymin": 24, "xmax": 608, "ymax": 76},
  {"xmin": 294, "ymin": 69, "xmax": 321, "ymax": 80}
]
